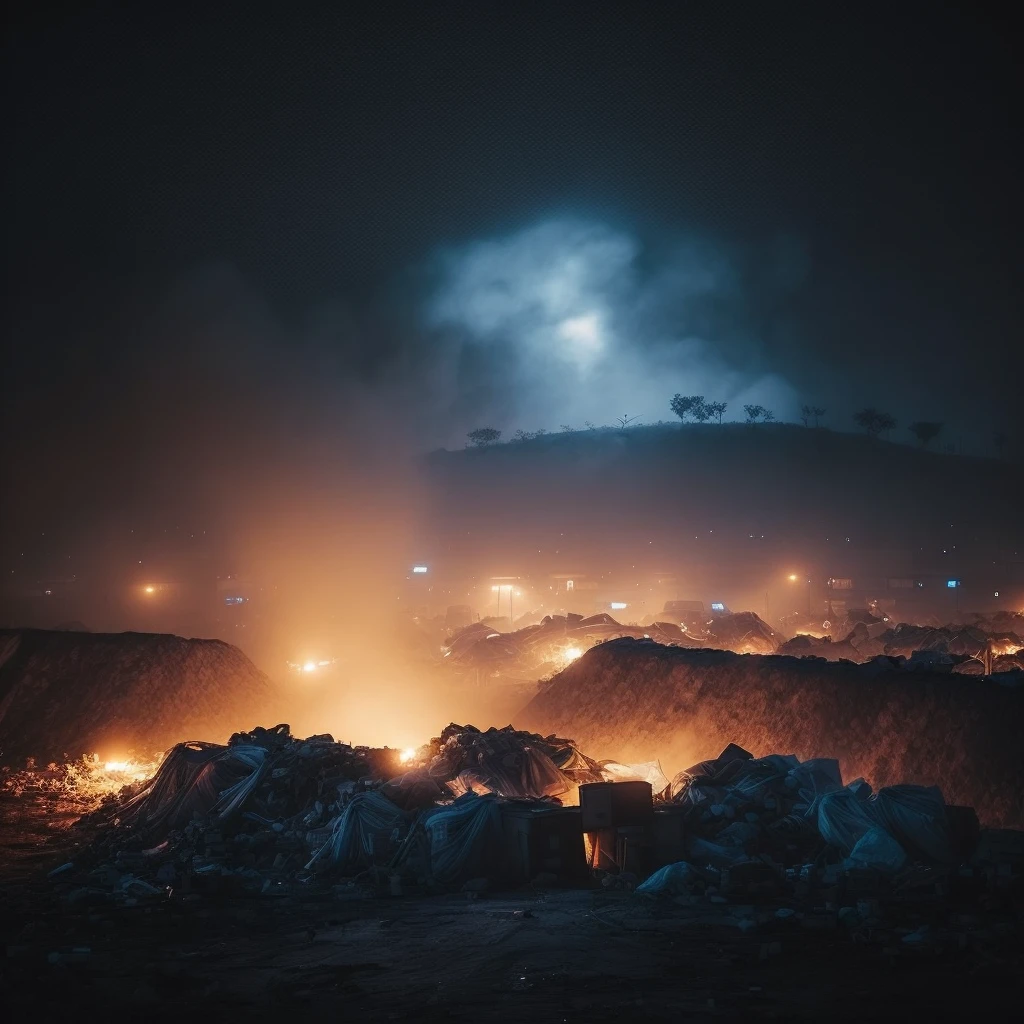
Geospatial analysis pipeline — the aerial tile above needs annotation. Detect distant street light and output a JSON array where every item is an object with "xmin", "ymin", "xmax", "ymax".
[{"xmin": 787, "ymin": 573, "xmax": 812, "ymax": 616}]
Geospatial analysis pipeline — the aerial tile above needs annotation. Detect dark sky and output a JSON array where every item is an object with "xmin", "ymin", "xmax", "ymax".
[{"xmin": 2, "ymin": 2, "xmax": 1022, "ymax": 547}]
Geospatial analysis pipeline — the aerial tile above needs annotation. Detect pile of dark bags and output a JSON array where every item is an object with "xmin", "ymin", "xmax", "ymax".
[
  {"xmin": 425, "ymin": 723, "xmax": 606, "ymax": 800},
  {"xmin": 48, "ymin": 723, "xmax": 610, "ymax": 900},
  {"xmin": 638, "ymin": 742, "xmax": 995, "ymax": 898}
]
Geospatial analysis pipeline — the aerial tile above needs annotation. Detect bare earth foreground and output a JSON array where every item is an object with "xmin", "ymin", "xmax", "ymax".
[
  {"xmin": 3, "ymin": 634, "xmax": 1023, "ymax": 1020},
  {"xmin": 1, "ymin": 804, "xmax": 1021, "ymax": 1023}
]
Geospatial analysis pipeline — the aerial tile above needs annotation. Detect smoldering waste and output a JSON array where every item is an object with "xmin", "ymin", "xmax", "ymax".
[{"xmin": 30, "ymin": 719, "xmax": 1023, "ymax": 936}]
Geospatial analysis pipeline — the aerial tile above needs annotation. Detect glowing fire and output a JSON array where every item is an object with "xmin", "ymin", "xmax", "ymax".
[
  {"xmin": 1, "ymin": 752, "xmax": 162, "ymax": 811},
  {"xmin": 990, "ymin": 641, "xmax": 1022, "ymax": 657},
  {"xmin": 399, "ymin": 747, "xmax": 417, "ymax": 763}
]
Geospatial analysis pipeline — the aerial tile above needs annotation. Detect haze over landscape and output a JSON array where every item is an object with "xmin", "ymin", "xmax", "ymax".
[{"xmin": 2, "ymin": 8, "xmax": 1023, "ymax": 1019}]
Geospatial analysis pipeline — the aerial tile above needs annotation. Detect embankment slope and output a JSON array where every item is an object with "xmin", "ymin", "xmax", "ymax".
[
  {"xmin": 520, "ymin": 639, "xmax": 1024, "ymax": 827},
  {"xmin": 0, "ymin": 629, "xmax": 274, "ymax": 763}
]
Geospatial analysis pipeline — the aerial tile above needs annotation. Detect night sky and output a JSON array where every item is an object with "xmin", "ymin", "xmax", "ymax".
[{"xmin": 2, "ymin": 3, "xmax": 1022, "ymax": 557}]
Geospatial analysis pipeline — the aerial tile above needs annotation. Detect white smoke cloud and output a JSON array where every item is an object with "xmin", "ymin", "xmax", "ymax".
[{"xmin": 424, "ymin": 218, "xmax": 801, "ymax": 436}]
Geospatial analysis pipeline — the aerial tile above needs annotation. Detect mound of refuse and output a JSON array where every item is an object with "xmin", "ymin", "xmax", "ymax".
[
  {"xmin": 777, "ymin": 618, "xmax": 1023, "ymax": 671},
  {"xmin": 33, "ymin": 718, "xmax": 1024, "ymax": 915},
  {"xmin": 440, "ymin": 609, "xmax": 782, "ymax": 681},
  {"xmin": 0, "ymin": 629, "xmax": 275, "ymax": 764},
  {"xmin": 520, "ymin": 639, "xmax": 1024, "ymax": 828},
  {"xmin": 59, "ymin": 721, "xmax": 660, "ymax": 890},
  {"xmin": 442, "ymin": 613, "xmax": 701, "ymax": 679}
]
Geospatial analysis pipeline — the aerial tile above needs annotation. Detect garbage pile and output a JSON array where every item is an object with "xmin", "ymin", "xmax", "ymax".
[
  {"xmin": 49, "ymin": 722, "xmax": 672, "ymax": 899},
  {"xmin": 442, "ymin": 613, "xmax": 701, "ymax": 679},
  {"xmin": 664, "ymin": 743, "xmax": 956, "ymax": 874},
  {"xmin": 702, "ymin": 611, "xmax": 780, "ymax": 655},
  {"xmin": 441, "ymin": 609, "xmax": 788, "ymax": 681},
  {"xmin": 639, "ymin": 742, "xmax": 1024, "ymax": 914},
  {"xmin": 776, "ymin": 619, "xmax": 1023, "ymax": 674},
  {"xmin": 424, "ymin": 723, "xmax": 604, "ymax": 800}
]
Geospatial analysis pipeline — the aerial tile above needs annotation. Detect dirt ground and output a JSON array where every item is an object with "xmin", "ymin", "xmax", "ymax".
[{"xmin": 2, "ymin": 801, "xmax": 1022, "ymax": 1023}]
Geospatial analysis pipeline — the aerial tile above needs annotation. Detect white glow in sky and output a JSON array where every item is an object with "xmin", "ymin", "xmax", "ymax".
[
  {"xmin": 558, "ymin": 312, "xmax": 603, "ymax": 365},
  {"xmin": 426, "ymin": 217, "xmax": 800, "ymax": 432}
]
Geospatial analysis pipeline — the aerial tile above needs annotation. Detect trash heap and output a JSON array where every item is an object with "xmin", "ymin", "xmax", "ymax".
[
  {"xmin": 638, "ymin": 742, "xmax": 994, "ymax": 898},
  {"xmin": 424, "ymin": 723, "xmax": 606, "ymax": 800},
  {"xmin": 37, "ymin": 725, "xmax": 1023, "ymax": 927},
  {"xmin": 702, "ymin": 611, "xmax": 780, "ymax": 655},
  {"xmin": 442, "ymin": 613, "xmax": 702, "ymax": 679},
  {"xmin": 441, "ymin": 610, "xmax": 789, "ymax": 680},
  {"xmin": 776, "ymin": 619, "xmax": 1023, "ymax": 674},
  {"xmin": 50, "ymin": 722, "xmax": 645, "ymax": 900}
]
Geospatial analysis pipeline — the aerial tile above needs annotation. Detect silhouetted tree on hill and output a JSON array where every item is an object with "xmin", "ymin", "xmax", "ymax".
[
  {"xmin": 854, "ymin": 408, "xmax": 897, "ymax": 438},
  {"xmin": 812, "ymin": 406, "xmax": 826, "ymax": 427},
  {"xmin": 705, "ymin": 401, "xmax": 727, "ymax": 423},
  {"xmin": 467, "ymin": 427, "xmax": 501, "ymax": 447},
  {"xmin": 743, "ymin": 404, "xmax": 764, "ymax": 423},
  {"xmin": 691, "ymin": 401, "xmax": 712, "ymax": 423},
  {"xmin": 670, "ymin": 394, "xmax": 703, "ymax": 424},
  {"xmin": 909, "ymin": 421, "xmax": 943, "ymax": 448}
]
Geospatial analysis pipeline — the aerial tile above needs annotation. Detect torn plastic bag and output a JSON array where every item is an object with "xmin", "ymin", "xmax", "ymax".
[
  {"xmin": 785, "ymin": 758, "xmax": 843, "ymax": 818},
  {"xmin": 421, "ymin": 793, "xmax": 503, "ymax": 884},
  {"xmin": 872, "ymin": 785, "xmax": 953, "ymax": 866},
  {"xmin": 817, "ymin": 789, "xmax": 878, "ymax": 855},
  {"xmin": 211, "ymin": 746, "xmax": 270, "ymax": 819},
  {"xmin": 600, "ymin": 760, "xmax": 671, "ymax": 794},
  {"xmin": 448, "ymin": 770, "xmax": 495, "ymax": 798},
  {"xmin": 687, "ymin": 836, "xmax": 753, "ymax": 869},
  {"xmin": 671, "ymin": 743, "xmax": 753, "ymax": 798},
  {"xmin": 844, "ymin": 826, "xmax": 907, "ymax": 873},
  {"xmin": 457, "ymin": 747, "xmax": 568, "ymax": 800},
  {"xmin": 305, "ymin": 791, "xmax": 408, "ymax": 872},
  {"xmin": 379, "ymin": 770, "xmax": 450, "ymax": 811},
  {"xmin": 637, "ymin": 861, "xmax": 701, "ymax": 896}
]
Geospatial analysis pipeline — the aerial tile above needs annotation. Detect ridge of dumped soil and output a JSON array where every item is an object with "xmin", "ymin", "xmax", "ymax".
[
  {"xmin": 519, "ymin": 639, "xmax": 1024, "ymax": 828},
  {"xmin": 0, "ymin": 629, "xmax": 273, "ymax": 764}
]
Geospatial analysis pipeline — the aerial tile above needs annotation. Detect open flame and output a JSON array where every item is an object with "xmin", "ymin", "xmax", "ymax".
[{"xmin": 1, "ymin": 752, "xmax": 162, "ymax": 810}]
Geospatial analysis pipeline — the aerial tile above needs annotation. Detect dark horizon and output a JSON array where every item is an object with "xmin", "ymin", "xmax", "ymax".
[{"xmin": 3, "ymin": 3, "xmax": 1022, "ymax": 637}]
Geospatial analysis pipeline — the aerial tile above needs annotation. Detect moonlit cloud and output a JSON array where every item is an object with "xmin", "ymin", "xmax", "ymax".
[{"xmin": 424, "ymin": 217, "xmax": 801, "ymax": 435}]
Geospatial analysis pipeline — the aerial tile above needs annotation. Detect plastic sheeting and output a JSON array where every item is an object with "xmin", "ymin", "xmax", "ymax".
[
  {"xmin": 785, "ymin": 758, "xmax": 843, "ymax": 818},
  {"xmin": 817, "ymin": 789, "xmax": 878, "ymax": 855},
  {"xmin": 600, "ymin": 760, "xmax": 671, "ymax": 794},
  {"xmin": 306, "ymin": 791, "xmax": 408, "ymax": 872},
  {"xmin": 112, "ymin": 741, "xmax": 265, "ymax": 831},
  {"xmin": 845, "ymin": 826, "xmax": 907, "ymax": 872},
  {"xmin": 819, "ymin": 783, "xmax": 952, "ymax": 871},
  {"xmin": 444, "ymin": 748, "xmax": 569, "ymax": 801},
  {"xmin": 636, "ymin": 861, "xmax": 701, "ymax": 896},
  {"xmin": 873, "ymin": 785, "xmax": 953, "ymax": 866},
  {"xmin": 422, "ymin": 793, "xmax": 502, "ymax": 883}
]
